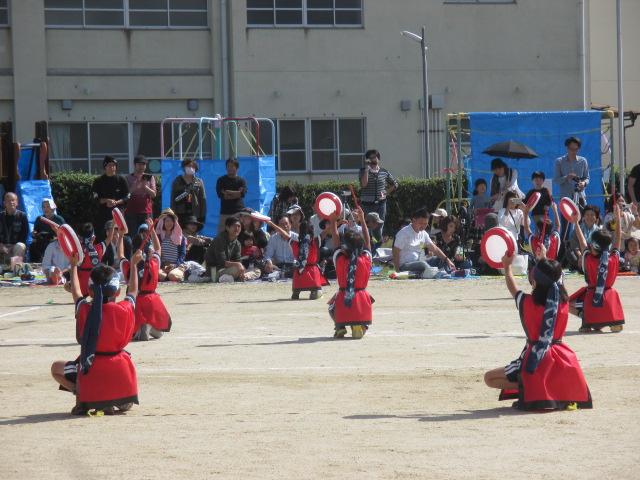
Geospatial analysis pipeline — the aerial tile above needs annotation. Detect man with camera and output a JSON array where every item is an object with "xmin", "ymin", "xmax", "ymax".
[
  {"xmin": 124, "ymin": 155, "xmax": 156, "ymax": 235},
  {"xmin": 358, "ymin": 149, "xmax": 398, "ymax": 243},
  {"xmin": 554, "ymin": 136, "xmax": 590, "ymax": 248}
]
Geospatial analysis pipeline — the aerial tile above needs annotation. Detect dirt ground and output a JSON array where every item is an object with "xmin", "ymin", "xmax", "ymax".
[{"xmin": 0, "ymin": 274, "xmax": 638, "ymax": 480}]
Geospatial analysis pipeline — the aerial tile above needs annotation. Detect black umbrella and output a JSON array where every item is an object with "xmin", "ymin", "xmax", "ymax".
[{"xmin": 482, "ymin": 140, "xmax": 539, "ymax": 159}]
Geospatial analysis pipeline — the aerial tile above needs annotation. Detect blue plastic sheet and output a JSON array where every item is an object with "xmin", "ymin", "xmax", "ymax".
[
  {"xmin": 15, "ymin": 180, "xmax": 54, "ymax": 246},
  {"xmin": 468, "ymin": 111, "xmax": 604, "ymax": 215},
  {"xmin": 161, "ymin": 156, "xmax": 276, "ymax": 237},
  {"xmin": 17, "ymin": 145, "xmax": 40, "ymax": 181}
]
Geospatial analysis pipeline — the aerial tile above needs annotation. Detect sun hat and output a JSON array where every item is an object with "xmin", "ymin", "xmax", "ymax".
[
  {"xmin": 366, "ymin": 212, "xmax": 384, "ymax": 224},
  {"xmin": 431, "ymin": 208, "xmax": 448, "ymax": 217}
]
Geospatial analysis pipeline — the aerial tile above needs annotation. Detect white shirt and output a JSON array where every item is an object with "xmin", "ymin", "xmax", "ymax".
[
  {"xmin": 492, "ymin": 169, "xmax": 524, "ymax": 211},
  {"xmin": 42, "ymin": 241, "xmax": 70, "ymax": 272},
  {"xmin": 394, "ymin": 224, "xmax": 433, "ymax": 266},
  {"xmin": 498, "ymin": 207, "xmax": 524, "ymax": 241}
]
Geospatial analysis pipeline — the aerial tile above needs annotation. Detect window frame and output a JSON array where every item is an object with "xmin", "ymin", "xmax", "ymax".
[
  {"xmin": 276, "ymin": 117, "xmax": 366, "ymax": 173},
  {"xmin": 43, "ymin": 0, "xmax": 209, "ymax": 29},
  {"xmin": 0, "ymin": 0, "xmax": 9, "ymax": 27},
  {"xmin": 247, "ymin": 0, "xmax": 363, "ymax": 28}
]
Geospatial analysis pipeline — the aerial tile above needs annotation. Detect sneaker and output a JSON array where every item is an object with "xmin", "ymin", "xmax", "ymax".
[
  {"xmin": 578, "ymin": 326, "xmax": 592, "ymax": 333},
  {"xmin": 309, "ymin": 290, "xmax": 322, "ymax": 300},
  {"xmin": 352, "ymin": 325, "xmax": 364, "ymax": 339},
  {"xmin": 117, "ymin": 403, "xmax": 133, "ymax": 412},
  {"xmin": 149, "ymin": 327, "xmax": 164, "ymax": 339},
  {"xmin": 70, "ymin": 405, "xmax": 88, "ymax": 416},
  {"xmin": 218, "ymin": 274, "xmax": 235, "ymax": 283},
  {"xmin": 291, "ymin": 291, "xmax": 300, "ymax": 300},
  {"xmin": 101, "ymin": 406, "xmax": 115, "ymax": 416},
  {"xmin": 333, "ymin": 327, "xmax": 347, "ymax": 338},
  {"xmin": 138, "ymin": 323, "xmax": 151, "ymax": 341},
  {"xmin": 610, "ymin": 325, "xmax": 623, "ymax": 333}
]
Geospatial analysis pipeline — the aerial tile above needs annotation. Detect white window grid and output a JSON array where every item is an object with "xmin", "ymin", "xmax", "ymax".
[
  {"xmin": 247, "ymin": 0, "xmax": 363, "ymax": 28},
  {"xmin": 276, "ymin": 118, "xmax": 365, "ymax": 173},
  {"xmin": 44, "ymin": 0, "xmax": 208, "ymax": 29}
]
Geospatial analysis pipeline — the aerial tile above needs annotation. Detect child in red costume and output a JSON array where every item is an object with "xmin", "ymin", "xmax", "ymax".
[
  {"xmin": 327, "ymin": 207, "xmax": 373, "ymax": 339},
  {"xmin": 527, "ymin": 202, "xmax": 561, "ymax": 260},
  {"xmin": 569, "ymin": 203, "xmax": 625, "ymax": 333},
  {"xmin": 120, "ymin": 218, "xmax": 172, "ymax": 341},
  {"xmin": 484, "ymin": 247, "xmax": 592, "ymax": 410},
  {"xmin": 73, "ymin": 222, "xmax": 115, "ymax": 296},
  {"xmin": 51, "ymin": 248, "xmax": 144, "ymax": 415}
]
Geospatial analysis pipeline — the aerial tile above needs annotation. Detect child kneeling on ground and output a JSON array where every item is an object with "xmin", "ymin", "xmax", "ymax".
[{"xmin": 327, "ymin": 207, "xmax": 374, "ymax": 339}]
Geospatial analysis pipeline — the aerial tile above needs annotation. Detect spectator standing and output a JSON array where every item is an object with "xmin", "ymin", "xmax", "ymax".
[
  {"xmin": 358, "ymin": 149, "xmax": 397, "ymax": 241},
  {"xmin": 524, "ymin": 171, "xmax": 553, "ymax": 228},
  {"xmin": 216, "ymin": 157, "xmax": 247, "ymax": 234},
  {"xmin": 0, "ymin": 192, "xmax": 29, "ymax": 271},
  {"xmin": 489, "ymin": 158, "xmax": 524, "ymax": 212},
  {"xmin": 171, "ymin": 159, "xmax": 207, "ymax": 228},
  {"xmin": 124, "ymin": 155, "xmax": 156, "ymax": 235},
  {"xmin": 268, "ymin": 186, "xmax": 298, "ymax": 221},
  {"xmin": 92, "ymin": 156, "xmax": 130, "ymax": 242},
  {"xmin": 554, "ymin": 137, "xmax": 590, "ymax": 245}
]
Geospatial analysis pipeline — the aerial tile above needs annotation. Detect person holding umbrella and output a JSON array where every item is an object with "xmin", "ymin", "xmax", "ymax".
[{"xmin": 489, "ymin": 158, "xmax": 524, "ymax": 212}]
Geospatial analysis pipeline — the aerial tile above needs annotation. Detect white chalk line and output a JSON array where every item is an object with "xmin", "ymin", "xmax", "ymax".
[{"xmin": 0, "ymin": 306, "xmax": 43, "ymax": 320}]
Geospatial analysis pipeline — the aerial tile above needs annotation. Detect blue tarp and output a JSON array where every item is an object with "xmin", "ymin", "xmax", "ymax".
[
  {"xmin": 468, "ymin": 111, "xmax": 604, "ymax": 215},
  {"xmin": 17, "ymin": 145, "xmax": 40, "ymax": 182},
  {"xmin": 161, "ymin": 156, "xmax": 276, "ymax": 237},
  {"xmin": 15, "ymin": 180, "xmax": 54, "ymax": 246}
]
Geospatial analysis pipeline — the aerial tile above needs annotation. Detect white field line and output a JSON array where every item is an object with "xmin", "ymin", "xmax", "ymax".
[{"xmin": 0, "ymin": 306, "xmax": 42, "ymax": 320}]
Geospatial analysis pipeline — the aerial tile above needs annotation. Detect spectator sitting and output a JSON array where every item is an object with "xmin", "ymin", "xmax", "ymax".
[
  {"xmin": 155, "ymin": 208, "xmax": 187, "ymax": 282},
  {"xmin": 183, "ymin": 215, "xmax": 212, "ymax": 264},
  {"xmin": 238, "ymin": 208, "xmax": 270, "ymax": 249},
  {"xmin": 262, "ymin": 215, "xmax": 298, "ymax": 278},
  {"xmin": 432, "ymin": 215, "xmax": 471, "ymax": 270},
  {"xmin": 204, "ymin": 216, "xmax": 260, "ymax": 282},
  {"xmin": 287, "ymin": 204, "xmax": 304, "ymax": 234},
  {"xmin": 565, "ymin": 204, "xmax": 601, "ymax": 273},
  {"xmin": 623, "ymin": 237, "xmax": 640, "ymax": 273},
  {"xmin": 42, "ymin": 239, "xmax": 70, "ymax": 285},
  {"xmin": 0, "ymin": 192, "xmax": 29, "ymax": 272},
  {"xmin": 497, "ymin": 191, "xmax": 528, "ymax": 247},
  {"xmin": 603, "ymin": 193, "xmax": 640, "ymax": 254},
  {"xmin": 240, "ymin": 230, "xmax": 266, "ymax": 273},
  {"xmin": 393, "ymin": 207, "xmax": 454, "ymax": 275},
  {"xmin": 30, "ymin": 198, "xmax": 65, "ymax": 263},
  {"xmin": 365, "ymin": 212, "xmax": 385, "ymax": 254},
  {"xmin": 268, "ymin": 186, "xmax": 298, "ymax": 225},
  {"xmin": 429, "ymin": 208, "xmax": 447, "ymax": 235}
]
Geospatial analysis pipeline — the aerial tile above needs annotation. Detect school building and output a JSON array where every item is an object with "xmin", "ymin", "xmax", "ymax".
[{"xmin": 0, "ymin": 0, "xmax": 638, "ymax": 183}]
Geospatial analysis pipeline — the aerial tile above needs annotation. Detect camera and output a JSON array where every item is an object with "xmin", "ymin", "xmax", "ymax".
[
  {"xmin": 573, "ymin": 176, "xmax": 586, "ymax": 192},
  {"xmin": 143, "ymin": 174, "xmax": 152, "ymax": 181}
]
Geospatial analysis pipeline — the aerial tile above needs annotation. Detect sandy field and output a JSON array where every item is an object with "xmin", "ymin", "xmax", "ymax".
[{"xmin": 0, "ymin": 274, "xmax": 638, "ymax": 480}]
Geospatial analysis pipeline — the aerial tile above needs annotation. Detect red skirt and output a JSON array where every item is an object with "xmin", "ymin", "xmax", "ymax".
[
  {"xmin": 292, "ymin": 264, "xmax": 330, "ymax": 291},
  {"xmin": 135, "ymin": 293, "xmax": 172, "ymax": 332},
  {"xmin": 570, "ymin": 286, "xmax": 625, "ymax": 328},
  {"xmin": 77, "ymin": 352, "xmax": 138, "ymax": 410}
]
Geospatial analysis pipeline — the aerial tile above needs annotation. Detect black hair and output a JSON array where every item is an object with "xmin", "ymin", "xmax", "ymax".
[
  {"xmin": 298, "ymin": 221, "xmax": 314, "ymax": 238},
  {"xmin": 502, "ymin": 190, "xmax": 517, "ymax": 209},
  {"xmin": 625, "ymin": 237, "xmax": 639, "ymax": 249},
  {"xmin": 90, "ymin": 264, "xmax": 116, "ymax": 286},
  {"xmin": 590, "ymin": 229, "xmax": 612, "ymax": 256},
  {"xmin": 439, "ymin": 215, "xmax": 459, "ymax": 232},
  {"xmin": 535, "ymin": 218, "xmax": 554, "ymax": 233},
  {"xmin": 411, "ymin": 207, "xmax": 430, "ymax": 220},
  {"xmin": 472, "ymin": 178, "xmax": 487, "ymax": 195},
  {"xmin": 226, "ymin": 157, "xmax": 240, "ymax": 169},
  {"xmin": 181, "ymin": 158, "xmax": 198, "ymax": 171},
  {"xmin": 275, "ymin": 215, "xmax": 290, "ymax": 226},
  {"xmin": 78, "ymin": 222, "xmax": 95, "ymax": 240},
  {"xmin": 365, "ymin": 149, "xmax": 380, "ymax": 160},
  {"xmin": 131, "ymin": 233, "xmax": 149, "ymax": 252},
  {"xmin": 531, "ymin": 171, "xmax": 545, "ymax": 180},
  {"xmin": 582, "ymin": 204, "xmax": 601, "ymax": 224},
  {"xmin": 342, "ymin": 229, "xmax": 365, "ymax": 255},
  {"xmin": 134, "ymin": 154, "xmax": 147, "ymax": 164},
  {"xmin": 606, "ymin": 192, "xmax": 624, "ymax": 212},
  {"xmin": 565, "ymin": 137, "xmax": 582, "ymax": 148},
  {"xmin": 398, "ymin": 218, "xmax": 411, "ymax": 230},
  {"xmin": 531, "ymin": 259, "xmax": 568, "ymax": 306},
  {"xmin": 278, "ymin": 185, "xmax": 297, "ymax": 202},
  {"xmin": 224, "ymin": 215, "xmax": 241, "ymax": 228},
  {"xmin": 491, "ymin": 158, "xmax": 507, "ymax": 171}
]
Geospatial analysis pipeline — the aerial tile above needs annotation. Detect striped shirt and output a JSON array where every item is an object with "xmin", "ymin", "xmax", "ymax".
[
  {"xmin": 160, "ymin": 236, "xmax": 179, "ymax": 264},
  {"xmin": 358, "ymin": 167, "xmax": 398, "ymax": 204}
]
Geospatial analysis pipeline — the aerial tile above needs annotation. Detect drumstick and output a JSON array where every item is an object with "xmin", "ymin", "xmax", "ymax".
[
  {"xmin": 140, "ymin": 218, "xmax": 160, "ymax": 248},
  {"xmin": 540, "ymin": 210, "xmax": 548, "ymax": 241},
  {"xmin": 349, "ymin": 185, "xmax": 360, "ymax": 210}
]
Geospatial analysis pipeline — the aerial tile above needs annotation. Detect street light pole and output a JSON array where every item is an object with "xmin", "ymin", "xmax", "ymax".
[{"xmin": 402, "ymin": 27, "xmax": 430, "ymax": 178}]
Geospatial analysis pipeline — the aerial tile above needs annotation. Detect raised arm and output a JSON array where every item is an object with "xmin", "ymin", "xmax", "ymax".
[
  {"xmin": 612, "ymin": 204, "xmax": 622, "ymax": 251},
  {"xmin": 266, "ymin": 219, "xmax": 290, "ymax": 241},
  {"xmin": 67, "ymin": 252, "xmax": 83, "ymax": 303},
  {"xmin": 149, "ymin": 219, "xmax": 161, "ymax": 255},
  {"xmin": 354, "ymin": 207, "xmax": 371, "ymax": 251},
  {"xmin": 572, "ymin": 211, "xmax": 587, "ymax": 252},
  {"xmin": 128, "ymin": 249, "xmax": 143, "ymax": 298},
  {"xmin": 501, "ymin": 251, "xmax": 519, "ymax": 299}
]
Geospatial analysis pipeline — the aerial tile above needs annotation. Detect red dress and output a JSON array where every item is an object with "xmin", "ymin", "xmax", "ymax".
[
  {"xmin": 529, "ymin": 232, "xmax": 560, "ymax": 260},
  {"xmin": 291, "ymin": 237, "xmax": 329, "ymax": 291},
  {"xmin": 78, "ymin": 241, "xmax": 105, "ymax": 296},
  {"xmin": 121, "ymin": 253, "xmax": 172, "ymax": 333},
  {"xmin": 502, "ymin": 292, "xmax": 592, "ymax": 410},
  {"xmin": 330, "ymin": 250, "xmax": 373, "ymax": 326},
  {"xmin": 75, "ymin": 296, "xmax": 138, "ymax": 410},
  {"xmin": 569, "ymin": 250, "xmax": 625, "ymax": 328}
]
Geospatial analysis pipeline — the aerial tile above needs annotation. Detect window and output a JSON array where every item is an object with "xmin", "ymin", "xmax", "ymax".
[
  {"xmin": 247, "ymin": 0, "xmax": 363, "ymax": 27},
  {"xmin": 0, "ymin": 0, "xmax": 9, "ymax": 26},
  {"xmin": 44, "ymin": 0, "xmax": 208, "ymax": 28},
  {"xmin": 49, "ymin": 122, "xmax": 163, "ymax": 174},
  {"xmin": 276, "ymin": 118, "xmax": 365, "ymax": 172},
  {"xmin": 444, "ymin": 1, "xmax": 514, "ymax": 3}
]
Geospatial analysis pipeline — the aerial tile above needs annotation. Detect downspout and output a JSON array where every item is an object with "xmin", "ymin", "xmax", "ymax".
[
  {"xmin": 579, "ymin": 0, "xmax": 587, "ymax": 111},
  {"xmin": 221, "ymin": 0, "xmax": 230, "ymax": 119}
]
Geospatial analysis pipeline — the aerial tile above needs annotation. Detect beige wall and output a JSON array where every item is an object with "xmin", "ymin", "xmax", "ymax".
[{"xmin": 589, "ymin": 0, "xmax": 640, "ymax": 169}]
